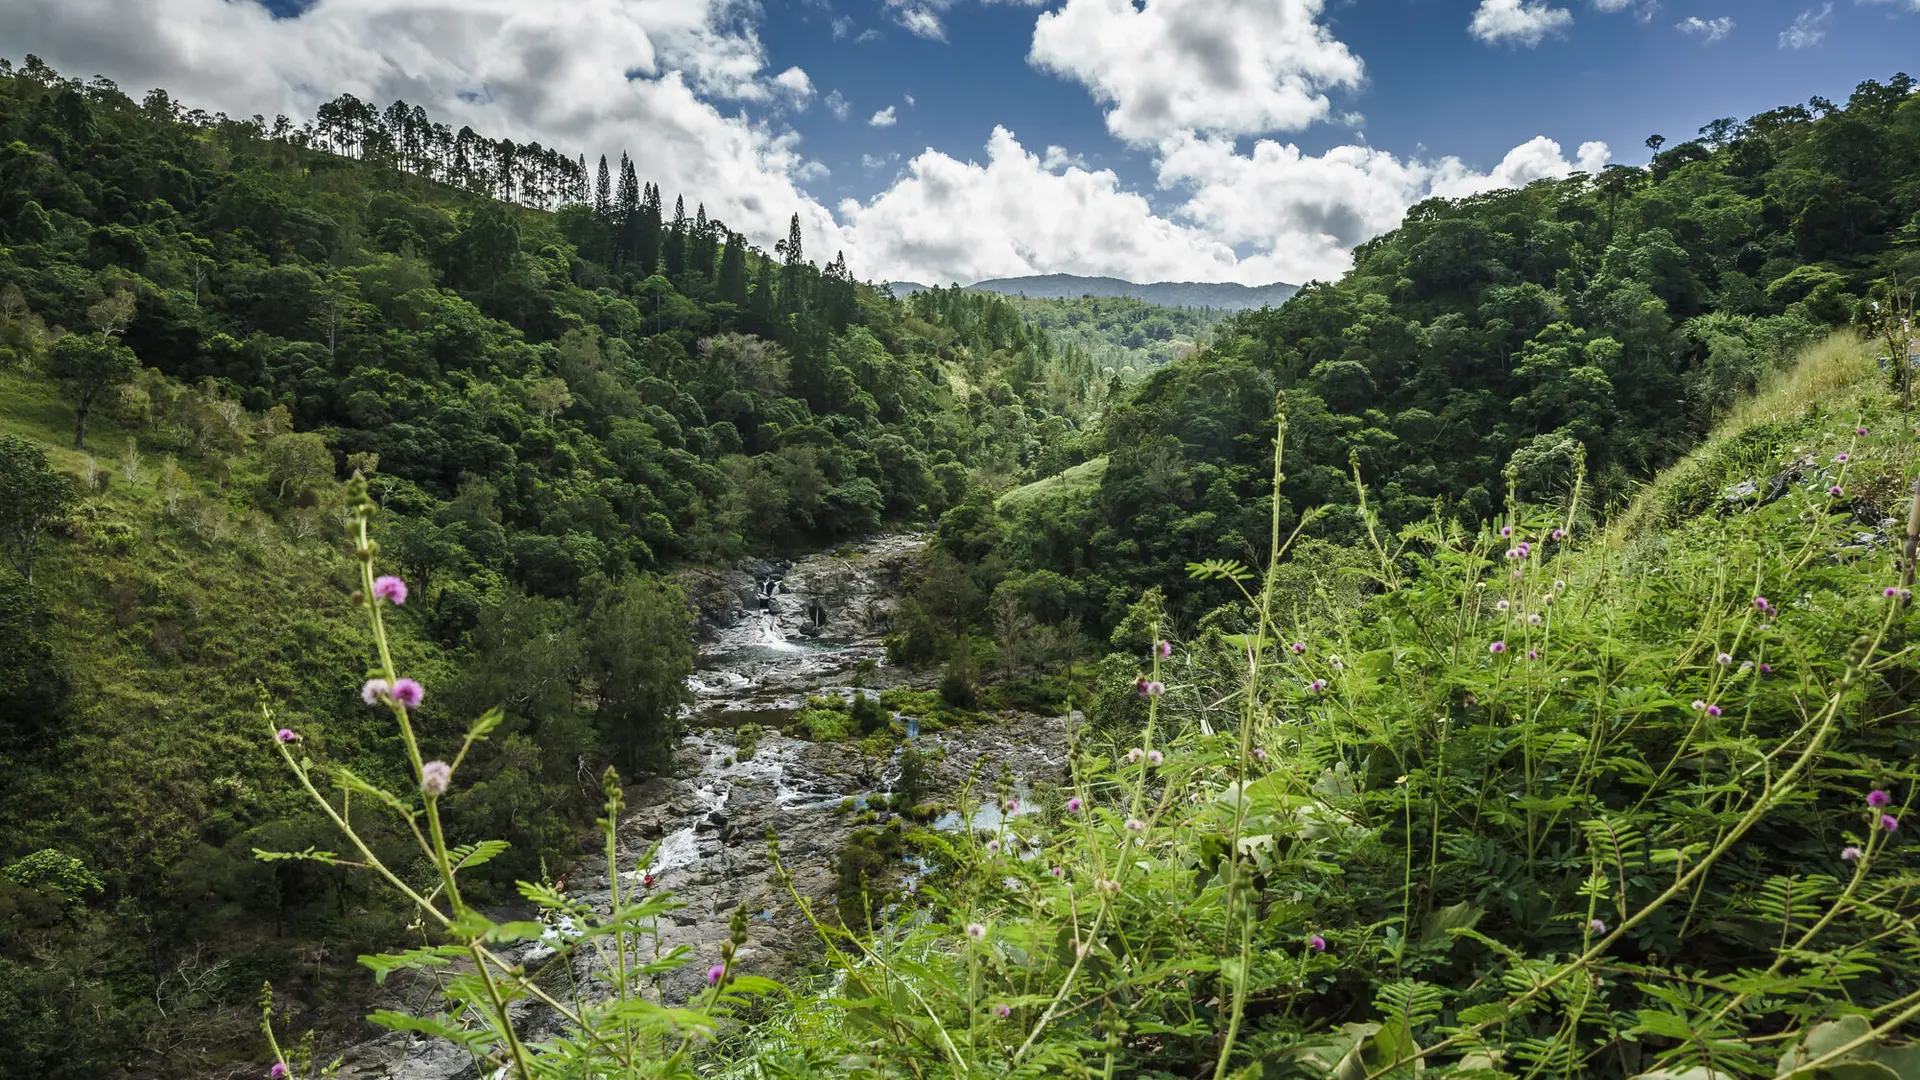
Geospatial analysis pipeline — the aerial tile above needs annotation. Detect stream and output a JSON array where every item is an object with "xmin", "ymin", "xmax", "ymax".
[{"xmin": 336, "ymin": 536, "xmax": 1070, "ymax": 1079}]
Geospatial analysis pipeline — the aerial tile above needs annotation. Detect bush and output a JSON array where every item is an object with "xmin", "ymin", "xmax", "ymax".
[{"xmin": 937, "ymin": 640, "xmax": 977, "ymax": 709}]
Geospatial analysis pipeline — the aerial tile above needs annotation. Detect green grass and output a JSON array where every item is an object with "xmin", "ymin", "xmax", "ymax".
[{"xmin": 995, "ymin": 454, "xmax": 1107, "ymax": 513}]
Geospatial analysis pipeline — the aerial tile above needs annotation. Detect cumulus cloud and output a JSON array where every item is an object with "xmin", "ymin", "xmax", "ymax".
[
  {"xmin": 1779, "ymin": 3, "xmax": 1833, "ymax": 47},
  {"xmin": 869, "ymin": 105, "xmax": 898, "ymax": 127},
  {"xmin": 1470, "ymin": 0, "xmax": 1575, "ymax": 45},
  {"xmin": 1028, "ymin": 0, "xmax": 1363, "ymax": 145},
  {"xmin": 772, "ymin": 66, "xmax": 815, "ymax": 107},
  {"xmin": 1592, "ymin": 0, "xmax": 1659, "ymax": 21},
  {"xmin": 838, "ymin": 127, "xmax": 1611, "ymax": 287},
  {"xmin": 824, "ymin": 89, "xmax": 850, "ymax": 119},
  {"xmin": 1676, "ymin": 15, "xmax": 1734, "ymax": 41},
  {"xmin": 885, "ymin": 1, "xmax": 948, "ymax": 40}
]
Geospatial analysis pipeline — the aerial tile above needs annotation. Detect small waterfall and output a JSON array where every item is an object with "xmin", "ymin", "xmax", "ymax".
[{"xmin": 754, "ymin": 576, "xmax": 799, "ymax": 650}]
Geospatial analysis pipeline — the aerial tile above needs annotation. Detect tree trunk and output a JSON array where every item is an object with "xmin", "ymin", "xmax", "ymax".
[{"xmin": 72, "ymin": 404, "xmax": 88, "ymax": 450}]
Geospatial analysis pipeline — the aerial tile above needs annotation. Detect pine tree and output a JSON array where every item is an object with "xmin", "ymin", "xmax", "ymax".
[
  {"xmin": 595, "ymin": 155, "xmax": 612, "ymax": 219},
  {"xmin": 616, "ymin": 153, "xmax": 640, "ymax": 265},
  {"xmin": 664, "ymin": 195, "xmax": 688, "ymax": 279},
  {"xmin": 693, "ymin": 203, "xmax": 713, "ymax": 281},
  {"xmin": 718, "ymin": 230, "xmax": 749, "ymax": 307},
  {"xmin": 777, "ymin": 213, "xmax": 806, "ymax": 314},
  {"xmin": 638, "ymin": 183, "xmax": 663, "ymax": 274}
]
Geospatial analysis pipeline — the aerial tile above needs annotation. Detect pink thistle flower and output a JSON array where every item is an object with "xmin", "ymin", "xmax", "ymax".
[
  {"xmin": 1517, "ymin": 543, "xmax": 1531, "ymax": 557},
  {"xmin": 1501, "ymin": 525, "xmax": 1513, "ymax": 538},
  {"xmin": 1758, "ymin": 663, "xmax": 1773, "ymax": 675},
  {"xmin": 390, "ymin": 678, "xmax": 424, "ymax": 708},
  {"xmin": 1551, "ymin": 528, "xmax": 1567, "ymax": 541},
  {"xmin": 1692, "ymin": 700, "xmax": 1707, "ymax": 712},
  {"xmin": 1706, "ymin": 704, "xmax": 1723, "ymax": 718},
  {"xmin": 1527, "ymin": 650, "xmax": 1540, "ymax": 661},
  {"xmin": 966, "ymin": 922, "xmax": 987, "ymax": 940},
  {"xmin": 1857, "ymin": 427, "xmax": 1869, "ymax": 436},
  {"xmin": 276, "ymin": 728, "xmax": 300, "ymax": 743},
  {"xmin": 1155, "ymin": 640, "xmax": 1173, "ymax": 658},
  {"xmin": 994, "ymin": 1004, "xmax": 1012, "ymax": 1018},
  {"xmin": 1308, "ymin": 934, "xmax": 1327, "ymax": 952},
  {"xmin": 360, "ymin": 678, "xmax": 390, "ymax": 705},
  {"xmin": 1146, "ymin": 750, "xmax": 1164, "ymax": 766},
  {"xmin": 1830, "ymin": 485, "xmax": 1844, "ymax": 497},
  {"xmin": 1888, "ymin": 587, "xmax": 1903, "ymax": 599},
  {"xmin": 1308, "ymin": 678, "xmax": 1327, "ymax": 693},
  {"xmin": 1489, "ymin": 641, "xmax": 1507, "ymax": 654},
  {"xmin": 1005, "ymin": 798, "xmax": 1019, "ymax": 813},
  {"xmin": 1144, "ymin": 680, "xmax": 1165, "ymax": 696},
  {"xmin": 1252, "ymin": 747, "xmax": 1268, "ymax": 762},
  {"xmin": 1050, "ymin": 865, "xmax": 1064, "ymax": 878},
  {"xmin": 986, "ymin": 839, "xmax": 1001, "ymax": 854},
  {"xmin": 1124, "ymin": 818, "xmax": 1146, "ymax": 833},
  {"xmin": 1290, "ymin": 641, "xmax": 1307, "ymax": 655},
  {"xmin": 1067, "ymin": 797, "xmax": 1083, "ymax": 813},
  {"xmin": 1496, "ymin": 599, "xmax": 1510, "ymax": 611},
  {"xmin": 1835, "ymin": 452, "xmax": 1850, "ymax": 463},
  {"xmin": 1527, "ymin": 614, "xmax": 1542, "ymax": 625},
  {"xmin": 271, "ymin": 1065, "xmax": 289, "ymax": 1080},
  {"xmin": 1882, "ymin": 815, "xmax": 1900, "ymax": 833},
  {"xmin": 1717, "ymin": 653, "xmax": 1733, "ymax": 666},
  {"xmin": 707, "ymin": 964, "xmax": 725, "ymax": 987},
  {"xmin": 1505, "ymin": 548, "xmax": 1520, "ymax": 560},
  {"xmin": 642, "ymin": 873, "xmax": 656, "ymax": 889},
  {"xmin": 1754, "ymin": 596, "xmax": 1770, "ymax": 610},
  {"xmin": 1588, "ymin": 918, "xmax": 1606, "ymax": 934},
  {"xmin": 1868, "ymin": 790, "xmax": 1892, "ymax": 809},
  {"xmin": 420, "ymin": 760, "xmax": 451, "ymax": 797},
  {"xmin": 1842, "ymin": 845, "xmax": 1864, "ymax": 862},
  {"xmin": 1126, "ymin": 748, "xmax": 1145, "ymax": 764},
  {"xmin": 372, "ymin": 575, "xmax": 408, "ymax": 605}
]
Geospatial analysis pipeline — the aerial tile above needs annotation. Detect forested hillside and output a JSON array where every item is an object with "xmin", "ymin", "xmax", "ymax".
[
  {"xmin": 0, "ymin": 54, "xmax": 1105, "ymax": 1076},
  {"xmin": 959, "ymin": 74, "xmax": 1920, "ymax": 630}
]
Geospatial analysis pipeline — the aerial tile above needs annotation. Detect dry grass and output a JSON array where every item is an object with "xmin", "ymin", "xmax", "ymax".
[{"xmin": 1604, "ymin": 333, "xmax": 1883, "ymax": 544}]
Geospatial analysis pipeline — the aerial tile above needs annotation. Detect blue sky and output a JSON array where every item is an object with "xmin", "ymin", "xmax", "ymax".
[{"xmin": 2, "ymin": 0, "xmax": 1916, "ymax": 285}]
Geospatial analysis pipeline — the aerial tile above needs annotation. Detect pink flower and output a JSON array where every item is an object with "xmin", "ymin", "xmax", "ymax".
[
  {"xmin": 994, "ymin": 1004, "xmax": 1012, "ymax": 1018},
  {"xmin": 1496, "ymin": 599, "xmax": 1510, "ymax": 611},
  {"xmin": 271, "ymin": 1065, "xmax": 289, "ymax": 1079},
  {"xmin": 1754, "ymin": 596, "xmax": 1770, "ymax": 610},
  {"xmin": 1489, "ymin": 641, "xmax": 1507, "ymax": 654},
  {"xmin": 1882, "ymin": 815, "xmax": 1900, "ymax": 833},
  {"xmin": 1856, "ymin": 427, "xmax": 1869, "ymax": 436},
  {"xmin": 1887, "ymin": 587, "xmax": 1902, "ymax": 599},
  {"xmin": 1251, "ymin": 747, "xmax": 1268, "ymax": 762},
  {"xmin": 1050, "ymin": 865, "xmax": 1064, "ymax": 877},
  {"xmin": 966, "ymin": 922, "xmax": 987, "ymax": 940},
  {"xmin": 390, "ymin": 678, "xmax": 424, "ymax": 708},
  {"xmin": 1517, "ymin": 543, "xmax": 1531, "ymax": 557},
  {"xmin": 1706, "ymin": 704, "xmax": 1723, "ymax": 718},
  {"xmin": 1005, "ymin": 798, "xmax": 1019, "ymax": 813},
  {"xmin": 1691, "ymin": 700, "xmax": 1707, "ymax": 711},
  {"xmin": 1830, "ymin": 485, "xmax": 1844, "ymax": 497},
  {"xmin": 1067, "ymin": 797, "xmax": 1083, "ymax": 813},
  {"xmin": 1290, "ymin": 641, "xmax": 1307, "ymax": 655},
  {"xmin": 1527, "ymin": 650, "xmax": 1540, "ymax": 661},
  {"xmin": 360, "ymin": 678, "xmax": 390, "ymax": 705},
  {"xmin": 1588, "ymin": 918, "xmax": 1606, "ymax": 934},
  {"xmin": 1717, "ymin": 653, "xmax": 1733, "ymax": 666},
  {"xmin": 1126, "ymin": 748, "xmax": 1144, "ymax": 764},
  {"xmin": 1500, "ymin": 525, "xmax": 1513, "ymax": 538},
  {"xmin": 1835, "ymin": 452, "xmax": 1850, "ymax": 463},
  {"xmin": 1551, "ymin": 528, "xmax": 1567, "ymax": 541},
  {"xmin": 1527, "ymin": 613, "xmax": 1542, "ymax": 625},
  {"xmin": 372, "ymin": 575, "xmax": 408, "ymax": 605},
  {"xmin": 986, "ymin": 839, "xmax": 1001, "ymax": 854},
  {"xmin": 642, "ymin": 873, "xmax": 656, "ymax": 889},
  {"xmin": 1146, "ymin": 750, "xmax": 1164, "ymax": 767},
  {"xmin": 1155, "ymin": 640, "xmax": 1173, "ymax": 658},
  {"xmin": 1308, "ymin": 934, "xmax": 1326, "ymax": 952},
  {"xmin": 1308, "ymin": 678, "xmax": 1327, "ymax": 693},
  {"xmin": 1124, "ymin": 818, "xmax": 1146, "ymax": 833},
  {"xmin": 707, "ymin": 964, "xmax": 725, "ymax": 987},
  {"xmin": 276, "ymin": 728, "xmax": 300, "ymax": 743},
  {"xmin": 1505, "ymin": 548, "xmax": 1520, "ymax": 560},
  {"xmin": 1869, "ymin": 790, "xmax": 1892, "ymax": 809},
  {"xmin": 1135, "ymin": 678, "xmax": 1164, "ymax": 697},
  {"xmin": 420, "ymin": 760, "xmax": 451, "ymax": 797},
  {"xmin": 1842, "ymin": 846, "xmax": 1864, "ymax": 862}
]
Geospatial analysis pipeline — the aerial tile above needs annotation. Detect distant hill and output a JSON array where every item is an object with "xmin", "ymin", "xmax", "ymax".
[{"xmin": 885, "ymin": 275, "xmax": 1298, "ymax": 311}]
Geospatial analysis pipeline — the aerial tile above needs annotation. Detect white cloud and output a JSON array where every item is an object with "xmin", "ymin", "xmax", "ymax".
[
  {"xmin": 772, "ymin": 66, "xmax": 814, "ymax": 106},
  {"xmin": 1470, "ymin": 0, "xmax": 1575, "ymax": 46},
  {"xmin": 830, "ymin": 15, "xmax": 855, "ymax": 38},
  {"xmin": 1856, "ymin": 0, "xmax": 1920, "ymax": 11},
  {"xmin": 861, "ymin": 151, "xmax": 900, "ymax": 170},
  {"xmin": 1028, "ymin": 0, "xmax": 1363, "ymax": 145},
  {"xmin": 794, "ymin": 160, "xmax": 831, "ymax": 183},
  {"xmin": 824, "ymin": 89, "xmax": 850, "ymax": 119},
  {"xmin": 1779, "ymin": 3, "xmax": 1833, "ymax": 47},
  {"xmin": 869, "ymin": 105, "xmax": 898, "ymax": 127},
  {"xmin": 903, "ymin": 92, "xmax": 916, "ymax": 106},
  {"xmin": 0, "ymin": 0, "xmax": 848, "ymax": 265},
  {"xmin": 1593, "ymin": 0, "xmax": 1660, "ymax": 21},
  {"xmin": 837, "ymin": 126, "xmax": 1610, "ymax": 287},
  {"xmin": 1676, "ymin": 15, "xmax": 1734, "ymax": 41},
  {"xmin": 886, "ymin": 1, "xmax": 948, "ymax": 40}
]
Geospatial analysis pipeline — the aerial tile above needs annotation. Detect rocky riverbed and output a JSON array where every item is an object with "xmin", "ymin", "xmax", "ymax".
[{"xmin": 332, "ymin": 538, "xmax": 1071, "ymax": 1079}]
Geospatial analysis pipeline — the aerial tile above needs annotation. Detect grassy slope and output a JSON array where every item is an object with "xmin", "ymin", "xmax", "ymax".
[{"xmin": 0, "ymin": 369, "xmax": 443, "ymax": 943}]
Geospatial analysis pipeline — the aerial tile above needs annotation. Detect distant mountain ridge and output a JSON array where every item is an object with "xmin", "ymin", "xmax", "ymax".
[{"xmin": 886, "ymin": 274, "xmax": 1298, "ymax": 311}]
